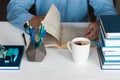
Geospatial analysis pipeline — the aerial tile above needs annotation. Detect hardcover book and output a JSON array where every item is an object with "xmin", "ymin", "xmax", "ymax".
[
  {"xmin": 97, "ymin": 45, "xmax": 120, "ymax": 70},
  {"xmin": 98, "ymin": 30, "xmax": 120, "ymax": 53},
  {"xmin": 97, "ymin": 43, "xmax": 120, "ymax": 61},
  {"xmin": 99, "ymin": 26, "xmax": 120, "ymax": 46},
  {"xmin": 42, "ymin": 5, "xmax": 87, "ymax": 48},
  {"xmin": 0, "ymin": 45, "xmax": 24, "ymax": 70},
  {"xmin": 100, "ymin": 15, "xmax": 120, "ymax": 38}
]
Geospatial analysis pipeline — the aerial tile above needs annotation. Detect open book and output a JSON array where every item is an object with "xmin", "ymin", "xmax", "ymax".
[{"xmin": 42, "ymin": 5, "xmax": 88, "ymax": 48}]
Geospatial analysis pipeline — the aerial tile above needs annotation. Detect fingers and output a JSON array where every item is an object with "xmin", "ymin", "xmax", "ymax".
[
  {"xmin": 29, "ymin": 16, "xmax": 45, "ymax": 28},
  {"xmin": 84, "ymin": 21, "xmax": 99, "ymax": 40},
  {"xmin": 86, "ymin": 30, "xmax": 99, "ymax": 40},
  {"xmin": 84, "ymin": 23, "xmax": 92, "ymax": 35}
]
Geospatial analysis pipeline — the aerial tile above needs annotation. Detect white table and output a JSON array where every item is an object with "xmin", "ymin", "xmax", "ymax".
[{"xmin": 0, "ymin": 22, "xmax": 120, "ymax": 80}]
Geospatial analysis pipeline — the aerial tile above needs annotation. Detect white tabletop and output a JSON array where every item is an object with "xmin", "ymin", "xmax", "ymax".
[{"xmin": 0, "ymin": 22, "xmax": 120, "ymax": 80}]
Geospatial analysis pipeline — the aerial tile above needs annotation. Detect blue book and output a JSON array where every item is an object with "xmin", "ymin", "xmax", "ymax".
[
  {"xmin": 100, "ymin": 15, "xmax": 120, "ymax": 38},
  {"xmin": 99, "ymin": 26, "xmax": 120, "ymax": 46},
  {"xmin": 97, "ymin": 45, "xmax": 120, "ymax": 70},
  {"xmin": 0, "ymin": 45, "xmax": 24, "ymax": 70},
  {"xmin": 99, "ymin": 30, "xmax": 120, "ymax": 54},
  {"xmin": 97, "ymin": 42, "xmax": 120, "ymax": 61}
]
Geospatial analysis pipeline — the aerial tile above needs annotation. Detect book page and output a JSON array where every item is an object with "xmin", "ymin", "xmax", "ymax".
[
  {"xmin": 43, "ymin": 33, "xmax": 61, "ymax": 48},
  {"xmin": 42, "ymin": 5, "xmax": 61, "ymax": 42},
  {"xmin": 61, "ymin": 23, "xmax": 89, "ymax": 48}
]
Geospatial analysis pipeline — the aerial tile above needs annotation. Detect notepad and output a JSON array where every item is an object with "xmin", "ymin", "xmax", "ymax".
[{"xmin": 0, "ymin": 45, "xmax": 24, "ymax": 70}]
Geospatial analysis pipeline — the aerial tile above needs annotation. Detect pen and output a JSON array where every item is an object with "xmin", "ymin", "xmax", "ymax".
[
  {"xmin": 22, "ymin": 33, "xmax": 27, "ymax": 46},
  {"xmin": 12, "ymin": 48, "xmax": 19, "ymax": 62}
]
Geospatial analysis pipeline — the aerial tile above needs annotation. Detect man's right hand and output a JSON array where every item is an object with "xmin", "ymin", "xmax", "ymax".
[{"xmin": 28, "ymin": 16, "xmax": 45, "ymax": 28}]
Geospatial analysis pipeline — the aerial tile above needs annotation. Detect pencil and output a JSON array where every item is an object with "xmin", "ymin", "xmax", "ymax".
[{"xmin": 22, "ymin": 33, "xmax": 27, "ymax": 46}]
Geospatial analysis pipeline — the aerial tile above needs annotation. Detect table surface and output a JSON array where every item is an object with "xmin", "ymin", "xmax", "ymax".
[{"xmin": 0, "ymin": 22, "xmax": 120, "ymax": 80}]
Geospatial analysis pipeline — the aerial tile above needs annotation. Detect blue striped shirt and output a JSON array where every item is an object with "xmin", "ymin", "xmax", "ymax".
[{"xmin": 7, "ymin": 0, "xmax": 117, "ymax": 29}]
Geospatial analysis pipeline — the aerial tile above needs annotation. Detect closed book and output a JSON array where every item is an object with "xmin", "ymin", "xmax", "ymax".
[
  {"xmin": 99, "ymin": 26, "xmax": 120, "ymax": 46},
  {"xmin": 104, "ymin": 56, "xmax": 120, "ymax": 61},
  {"xmin": 97, "ymin": 43, "xmax": 120, "ymax": 62},
  {"xmin": 103, "ymin": 60, "xmax": 120, "ymax": 65},
  {"xmin": 98, "ymin": 31, "xmax": 120, "ymax": 54},
  {"xmin": 98, "ymin": 39, "xmax": 120, "ymax": 56},
  {"xmin": 100, "ymin": 15, "xmax": 120, "ymax": 38},
  {"xmin": 102, "ymin": 47, "xmax": 120, "ymax": 53},
  {"xmin": 97, "ymin": 46, "xmax": 120, "ymax": 70},
  {"xmin": 103, "ymin": 51, "xmax": 120, "ymax": 56},
  {"xmin": 0, "ymin": 45, "xmax": 24, "ymax": 70}
]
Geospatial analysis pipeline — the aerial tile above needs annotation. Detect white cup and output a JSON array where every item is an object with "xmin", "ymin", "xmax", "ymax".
[{"xmin": 67, "ymin": 37, "xmax": 91, "ymax": 65}]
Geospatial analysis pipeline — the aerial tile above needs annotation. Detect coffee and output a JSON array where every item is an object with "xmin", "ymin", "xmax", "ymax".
[{"xmin": 74, "ymin": 41, "xmax": 89, "ymax": 45}]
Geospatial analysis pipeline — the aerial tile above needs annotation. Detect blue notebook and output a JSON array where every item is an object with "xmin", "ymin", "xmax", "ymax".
[
  {"xmin": 100, "ymin": 15, "xmax": 120, "ymax": 38},
  {"xmin": 0, "ymin": 45, "xmax": 24, "ymax": 70}
]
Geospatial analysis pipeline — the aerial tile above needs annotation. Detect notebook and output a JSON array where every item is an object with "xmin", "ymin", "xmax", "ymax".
[{"xmin": 0, "ymin": 45, "xmax": 24, "ymax": 70}]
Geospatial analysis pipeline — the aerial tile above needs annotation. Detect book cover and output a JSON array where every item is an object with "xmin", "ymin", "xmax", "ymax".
[
  {"xmin": 98, "ymin": 30, "xmax": 120, "ymax": 54},
  {"xmin": 100, "ymin": 15, "xmax": 120, "ymax": 38},
  {"xmin": 0, "ymin": 45, "xmax": 24, "ymax": 70},
  {"xmin": 99, "ymin": 26, "xmax": 120, "ymax": 46}
]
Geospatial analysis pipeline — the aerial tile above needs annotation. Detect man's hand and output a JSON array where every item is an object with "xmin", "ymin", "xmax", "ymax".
[
  {"xmin": 28, "ymin": 16, "xmax": 45, "ymax": 28},
  {"xmin": 84, "ymin": 21, "xmax": 100, "ymax": 40}
]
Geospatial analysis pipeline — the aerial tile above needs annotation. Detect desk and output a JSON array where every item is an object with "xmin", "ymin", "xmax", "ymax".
[{"xmin": 0, "ymin": 22, "xmax": 120, "ymax": 80}]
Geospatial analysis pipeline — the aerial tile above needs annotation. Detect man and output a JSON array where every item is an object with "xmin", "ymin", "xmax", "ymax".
[{"xmin": 7, "ymin": 0, "xmax": 117, "ymax": 40}]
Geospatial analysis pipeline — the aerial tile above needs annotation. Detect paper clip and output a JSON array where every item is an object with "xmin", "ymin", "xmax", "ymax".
[{"xmin": 4, "ymin": 48, "xmax": 13, "ymax": 63}]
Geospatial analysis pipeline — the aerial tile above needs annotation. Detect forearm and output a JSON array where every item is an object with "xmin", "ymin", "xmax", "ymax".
[
  {"xmin": 90, "ymin": 0, "xmax": 118, "ymax": 20},
  {"xmin": 7, "ymin": 0, "xmax": 34, "ymax": 30}
]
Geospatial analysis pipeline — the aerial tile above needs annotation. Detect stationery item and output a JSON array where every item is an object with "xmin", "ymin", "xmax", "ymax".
[
  {"xmin": 67, "ymin": 37, "xmax": 91, "ymax": 65},
  {"xmin": 0, "ymin": 44, "xmax": 5, "ymax": 62},
  {"xmin": 100, "ymin": 15, "xmax": 120, "ymax": 38},
  {"xmin": 41, "ymin": 5, "xmax": 88, "ymax": 48},
  {"xmin": 24, "ymin": 22, "xmax": 46, "ymax": 62},
  {"xmin": 4, "ymin": 48, "xmax": 13, "ymax": 63},
  {"xmin": 25, "ymin": 42, "xmax": 46, "ymax": 62},
  {"xmin": 12, "ymin": 48, "xmax": 19, "ymax": 62},
  {"xmin": 24, "ymin": 22, "xmax": 46, "ymax": 47},
  {"xmin": 0, "ymin": 45, "xmax": 24, "ymax": 70},
  {"xmin": 22, "ymin": 33, "xmax": 27, "ymax": 46},
  {"xmin": 36, "ymin": 25, "xmax": 46, "ymax": 47}
]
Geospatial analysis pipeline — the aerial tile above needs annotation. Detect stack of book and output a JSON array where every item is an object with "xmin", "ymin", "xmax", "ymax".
[{"xmin": 97, "ymin": 15, "xmax": 120, "ymax": 70}]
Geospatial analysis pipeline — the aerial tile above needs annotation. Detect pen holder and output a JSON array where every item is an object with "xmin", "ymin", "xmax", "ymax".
[{"xmin": 25, "ymin": 42, "xmax": 46, "ymax": 62}]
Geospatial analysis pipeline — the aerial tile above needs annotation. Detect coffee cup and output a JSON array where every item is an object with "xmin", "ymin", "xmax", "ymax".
[{"xmin": 67, "ymin": 37, "xmax": 91, "ymax": 65}]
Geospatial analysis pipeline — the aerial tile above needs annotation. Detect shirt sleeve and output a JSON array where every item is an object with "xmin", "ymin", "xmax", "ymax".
[
  {"xmin": 90, "ymin": 0, "xmax": 118, "ymax": 20},
  {"xmin": 7, "ymin": 0, "xmax": 35, "ymax": 30}
]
